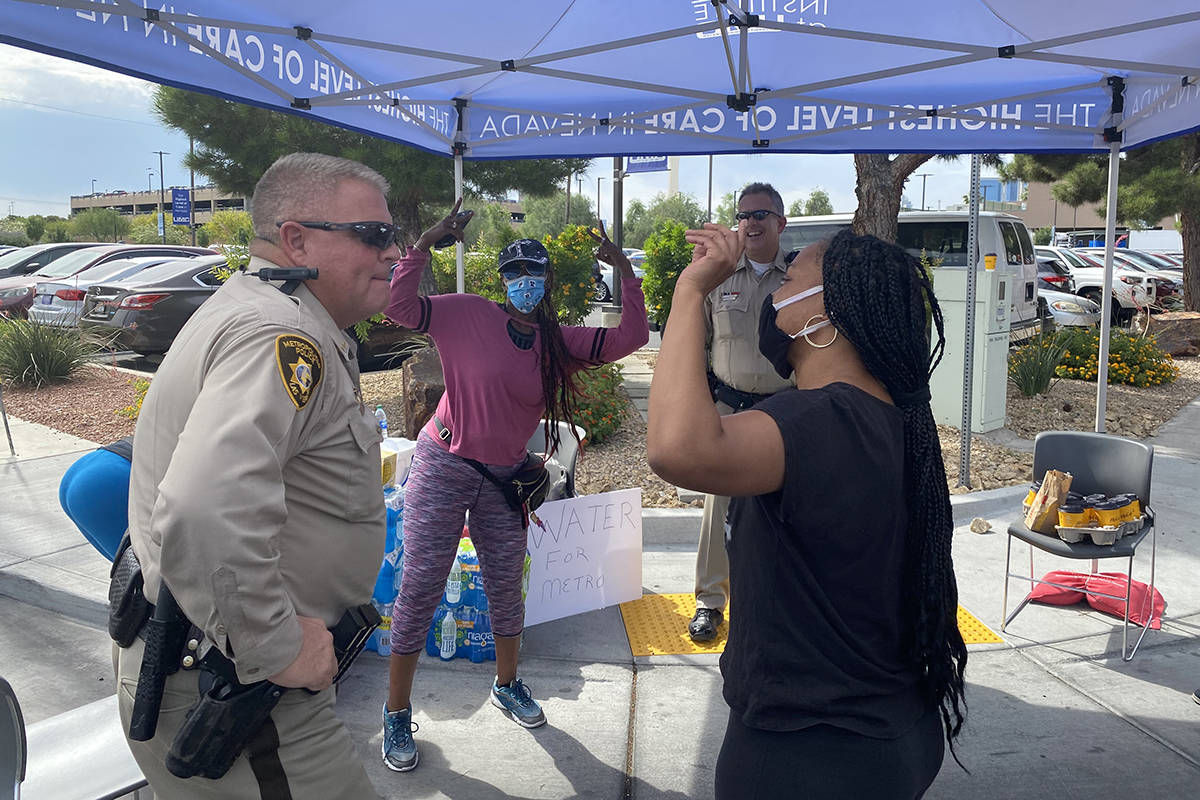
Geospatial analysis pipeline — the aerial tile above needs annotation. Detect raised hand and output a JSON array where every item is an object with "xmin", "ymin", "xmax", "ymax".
[
  {"xmin": 679, "ymin": 224, "xmax": 744, "ymax": 295},
  {"xmin": 415, "ymin": 197, "xmax": 473, "ymax": 252},
  {"xmin": 588, "ymin": 220, "xmax": 634, "ymax": 281}
]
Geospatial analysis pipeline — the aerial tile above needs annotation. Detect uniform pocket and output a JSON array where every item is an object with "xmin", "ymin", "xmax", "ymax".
[
  {"xmin": 712, "ymin": 289, "xmax": 752, "ymax": 342},
  {"xmin": 344, "ymin": 413, "xmax": 383, "ymax": 521}
]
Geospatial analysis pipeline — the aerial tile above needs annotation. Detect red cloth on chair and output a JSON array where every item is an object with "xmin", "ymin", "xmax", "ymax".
[{"xmin": 1028, "ymin": 570, "xmax": 1165, "ymax": 630}]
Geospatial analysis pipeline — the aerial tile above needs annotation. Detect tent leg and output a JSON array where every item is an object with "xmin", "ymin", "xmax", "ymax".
[
  {"xmin": 958, "ymin": 154, "xmax": 981, "ymax": 486},
  {"xmin": 454, "ymin": 151, "xmax": 465, "ymax": 294},
  {"xmin": 0, "ymin": 382, "xmax": 15, "ymax": 456},
  {"xmin": 1095, "ymin": 142, "xmax": 1120, "ymax": 433}
]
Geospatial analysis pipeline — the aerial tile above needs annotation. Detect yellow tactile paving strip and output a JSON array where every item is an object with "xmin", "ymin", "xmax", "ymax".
[{"xmin": 619, "ymin": 593, "xmax": 1002, "ymax": 656}]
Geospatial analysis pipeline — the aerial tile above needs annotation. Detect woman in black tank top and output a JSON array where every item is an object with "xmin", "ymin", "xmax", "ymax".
[{"xmin": 648, "ymin": 228, "xmax": 966, "ymax": 799}]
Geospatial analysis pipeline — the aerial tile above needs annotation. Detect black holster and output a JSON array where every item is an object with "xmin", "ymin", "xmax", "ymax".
[
  {"xmin": 108, "ymin": 535, "xmax": 151, "ymax": 648},
  {"xmin": 165, "ymin": 603, "xmax": 381, "ymax": 780}
]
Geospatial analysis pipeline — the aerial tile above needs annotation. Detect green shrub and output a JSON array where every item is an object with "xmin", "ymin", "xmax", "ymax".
[
  {"xmin": 0, "ymin": 319, "xmax": 108, "ymax": 387},
  {"xmin": 1055, "ymin": 327, "xmax": 1178, "ymax": 387},
  {"xmin": 541, "ymin": 225, "xmax": 597, "ymax": 326},
  {"xmin": 571, "ymin": 363, "xmax": 627, "ymax": 445},
  {"xmin": 1008, "ymin": 334, "xmax": 1067, "ymax": 396},
  {"xmin": 642, "ymin": 220, "xmax": 693, "ymax": 329},
  {"xmin": 431, "ymin": 245, "xmax": 505, "ymax": 301}
]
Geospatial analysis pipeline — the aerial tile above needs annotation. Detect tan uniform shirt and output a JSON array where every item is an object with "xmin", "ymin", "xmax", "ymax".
[
  {"xmin": 128, "ymin": 257, "xmax": 385, "ymax": 684},
  {"xmin": 705, "ymin": 248, "xmax": 794, "ymax": 395}
]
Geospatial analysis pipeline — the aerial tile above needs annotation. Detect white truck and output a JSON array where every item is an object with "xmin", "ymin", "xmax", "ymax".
[{"xmin": 1128, "ymin": 229, "xmax": 1182, "ymax": 253}]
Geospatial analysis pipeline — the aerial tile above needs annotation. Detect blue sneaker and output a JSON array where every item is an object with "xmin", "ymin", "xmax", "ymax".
[
  {"xmin": 490, "ymin": 678, "xmax": 546, "ymax": 728},
  {"xmin": 381, "ymin": 704, "xmax": 419, "ymax": 772}
]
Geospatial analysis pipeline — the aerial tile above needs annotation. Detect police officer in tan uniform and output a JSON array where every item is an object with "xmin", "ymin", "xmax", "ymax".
[
  {"xmin": 689, "ymin": 183, "xmax": 794, "ymax": 642},
  {"xmin": 117, "ymin": 153, "xmax": 415, "ymax": 799}
]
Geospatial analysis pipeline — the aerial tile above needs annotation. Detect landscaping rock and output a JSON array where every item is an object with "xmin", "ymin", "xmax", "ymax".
[{"xmin": 1137, "ymin": 311, "xmax": 1200, "ymax": 357}]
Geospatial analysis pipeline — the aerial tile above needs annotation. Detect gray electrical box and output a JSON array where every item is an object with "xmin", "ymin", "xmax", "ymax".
[{"xmin": 930, "ymin": 267, "xmax": 1009, "ymax": 433}]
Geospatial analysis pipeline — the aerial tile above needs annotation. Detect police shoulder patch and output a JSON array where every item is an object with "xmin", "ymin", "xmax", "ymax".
[{"xmin": 274, "ymin": 333, "xmax": 324, "ymax": 410}]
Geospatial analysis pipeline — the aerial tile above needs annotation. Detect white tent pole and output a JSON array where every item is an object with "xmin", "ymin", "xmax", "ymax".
[
  {"xmin": 1095, "ymin": 140, "xmax": 1121, "ymax": 433},
  {"xmin": 959, "ymin": 154, "xmax": 981, "ymax": 487}
]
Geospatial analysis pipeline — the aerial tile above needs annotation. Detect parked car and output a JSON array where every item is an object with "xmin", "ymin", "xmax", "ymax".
[
  {"xmin": 1038, "ymin": 283, "xmax": 1101, "ymax": 328},
  {"xmin": 592, "ymin": 260, "xmax": 645, "ymax": 303},
  {"xmin": 0, "ymin": 244, "xmax": 215, "ymax": 317},
  {"xmin": 782, "ymin": 211, "xmax": 1042, "ymax": 334},
  {"xmin": 81, "ymin": 257, "xmax": 418, "ymax": 368},
  {"xmin": 0, "ymin": 242, "xmax": 105, "ymax": 279},
  {"xmin": 1036, "ymin": 255, "xmax": 1075, "ymax": 294},
  {"xmin": 1035, "ymin": 245, "xmax": 1151, "ymax": 323},
  {"xmin": 1080, "ymin": 247, "xmax": 1180, "ymax": 293},
  {"xmin": 79, "ymin": 255, "xmax": 227, "ymax": 354},
  {"xmin": 28, "ymin": 256, "xmax": 181, "ymax": 328},
  {"xmin": 0, "ymin": 246, "xmax": 17, "ymax": 257},
  {"xmin": 622, "ymin": 248, "xmax": 647, "ymax": 268}
]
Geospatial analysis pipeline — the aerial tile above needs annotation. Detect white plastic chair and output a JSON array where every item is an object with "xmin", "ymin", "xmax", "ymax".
[{"xmin": 527, "ymin": 420, "xmax": 587, "ymax": 497}]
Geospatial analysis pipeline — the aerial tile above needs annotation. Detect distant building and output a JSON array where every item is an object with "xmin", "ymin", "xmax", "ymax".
[
  {"xmin": 70, "ymin": 186, "xmax": 247, "ymax": 225},
  {"xmin": 1011, "ymin": 182, "xmax": 1175, "ymax": 235},
  {"xmin": 979, "ymin": 177, "xmax": 1022, "ymax": 204}
]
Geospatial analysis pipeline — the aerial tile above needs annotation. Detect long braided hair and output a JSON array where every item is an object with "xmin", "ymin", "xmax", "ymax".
[
  {"xmin": 819, "ymin": 229, "xmax": 967, "ymax": 754},
  {"xmin": 528, "ymin": 266, "xmax": 583, "ymax": 454}
]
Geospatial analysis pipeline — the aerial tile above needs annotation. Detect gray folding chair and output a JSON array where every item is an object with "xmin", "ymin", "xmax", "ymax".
[
  {"xmin": 0, "ymin": 678, "xmax": 26, "ymax": 800},
  {"xmin": 527, "ymin": 420, "xmax": 587, "ymax": 497},
  {"xmin": 1002, "ymin": 431, "xmax": 1157, "ymax": 661}
]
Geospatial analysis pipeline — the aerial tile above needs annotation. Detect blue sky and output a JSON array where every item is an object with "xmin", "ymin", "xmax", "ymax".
[{"xmin": 0, "ymin": 44, "xmax": 988, "ymax": 221}]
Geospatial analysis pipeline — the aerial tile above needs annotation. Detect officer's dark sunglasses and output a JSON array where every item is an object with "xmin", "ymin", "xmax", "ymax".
[
  {"xmin": 735, "ymin": 209, "xmax": 780, "ymax": 221},
  {"xmin": 500, "ymin": 261, "xmax": 548, "ymax": 280},
  {"xmin": 280, "ymin": 221, "xmax": 399, "ymax": 250}
]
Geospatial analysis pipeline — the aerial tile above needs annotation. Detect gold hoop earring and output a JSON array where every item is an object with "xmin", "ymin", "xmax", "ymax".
[{"xmin": 803, "ymin": 314, "xmax": 838, "ymax": 349}]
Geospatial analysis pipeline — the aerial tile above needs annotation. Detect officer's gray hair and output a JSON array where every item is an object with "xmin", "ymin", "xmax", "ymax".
[
  {"xmin": 738, "ymin": 182, "xmax": 785, "ymax": 217},
  {"xmin": 252, "ymin": 153, "xmax": 390, "ymax": 243}
]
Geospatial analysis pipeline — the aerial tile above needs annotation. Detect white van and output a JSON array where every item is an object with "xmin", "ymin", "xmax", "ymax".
[{"xmin": 780, "ymin": 211, "xmax": 1041, "ymax": 332}]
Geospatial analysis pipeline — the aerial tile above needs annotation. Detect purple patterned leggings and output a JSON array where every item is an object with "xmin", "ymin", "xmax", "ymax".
[{"xmin": 390, "ymin": 430, "xmax": 528, "ymax": 654}]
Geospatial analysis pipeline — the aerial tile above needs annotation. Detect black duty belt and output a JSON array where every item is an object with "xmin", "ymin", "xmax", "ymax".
[{"xmin": 710, "ymin": 377, "xmax": 772, "ymax": 412}]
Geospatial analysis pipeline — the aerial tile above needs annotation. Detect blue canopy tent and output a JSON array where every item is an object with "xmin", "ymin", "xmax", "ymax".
[{"xmin": 3, "ymin": 0, "xmax": 1199, "ymax": 445}]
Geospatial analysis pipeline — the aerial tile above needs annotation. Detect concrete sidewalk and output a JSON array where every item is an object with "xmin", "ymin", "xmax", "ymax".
[{"xmin": 2, "ymin": 402, "xmax": 1200, "ymax": 798}]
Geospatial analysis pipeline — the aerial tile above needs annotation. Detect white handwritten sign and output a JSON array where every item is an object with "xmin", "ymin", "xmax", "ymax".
[{"xmin": 523, "ymin": 489, "xmax": 643, "ymax": 627}]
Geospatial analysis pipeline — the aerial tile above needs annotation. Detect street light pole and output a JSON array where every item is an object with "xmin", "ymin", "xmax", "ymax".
[
  {"xmin": 596, "ymin": 176, "xmax": 605, "ymax": 226},
  {"xmin": 915, "ymin": 172, "xmax": 931, "ymax": 210},
  {"xmin": 153, "ymin": 150, "xmax": 169, "ymax": 243}
]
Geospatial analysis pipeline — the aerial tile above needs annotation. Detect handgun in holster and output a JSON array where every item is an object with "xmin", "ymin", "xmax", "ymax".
[{"xmin": 164, "ymin": 603, "xmax": 382, "ymax": 780}]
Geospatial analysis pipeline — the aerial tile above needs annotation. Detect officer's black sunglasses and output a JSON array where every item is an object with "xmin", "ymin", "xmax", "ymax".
[
  {"xmin": 280, "ymin": 221, "xmax": 399, "ymax": 251},
  {"xmin": 735, "ymin": 209, "xmax": 780, "ymax": 221}
]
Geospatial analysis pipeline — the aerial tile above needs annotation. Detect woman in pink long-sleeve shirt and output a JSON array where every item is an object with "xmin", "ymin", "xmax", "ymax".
[{"xmin": 379, "ymin": 207, "xmax": 648, "ymax": 774}]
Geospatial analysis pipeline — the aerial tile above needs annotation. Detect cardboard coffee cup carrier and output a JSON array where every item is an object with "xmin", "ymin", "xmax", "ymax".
[{"xmin": 1024, "ymin": 469, "xmax": 1073, "ymax": 534}]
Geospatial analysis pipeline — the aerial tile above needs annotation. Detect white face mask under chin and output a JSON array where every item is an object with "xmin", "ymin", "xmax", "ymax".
[{"xmin": 773, "ymin": 284, "xmax": 837, "ymax": 346}]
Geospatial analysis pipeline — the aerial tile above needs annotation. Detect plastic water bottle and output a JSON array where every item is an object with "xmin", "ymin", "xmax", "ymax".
[
  {"xmin": 438, "ymin": 608, "xmax": 457, "ymax": 660},
  {"xmin": 445, "ymin": 556, "xmax": 463, "ymax": 606},
  {"xmin": 374, "ymin": 404, "xmax": 388, "ymax": 435}
]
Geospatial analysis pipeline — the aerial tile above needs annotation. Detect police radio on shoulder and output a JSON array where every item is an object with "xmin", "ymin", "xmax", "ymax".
[{"xmin": 252, "ymin": 267, "xmax": 319, "ymax": 282}]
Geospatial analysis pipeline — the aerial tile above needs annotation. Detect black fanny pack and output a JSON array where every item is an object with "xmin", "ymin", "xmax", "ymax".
[{"xmin": 434, "ymin": 416, "xmax": 550, "ymax": 520}]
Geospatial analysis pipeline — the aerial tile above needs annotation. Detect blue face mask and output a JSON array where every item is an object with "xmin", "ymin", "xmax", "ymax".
[{"xmin": 506, "ymin": 275, "xmax": 545, "ymax": 314}]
